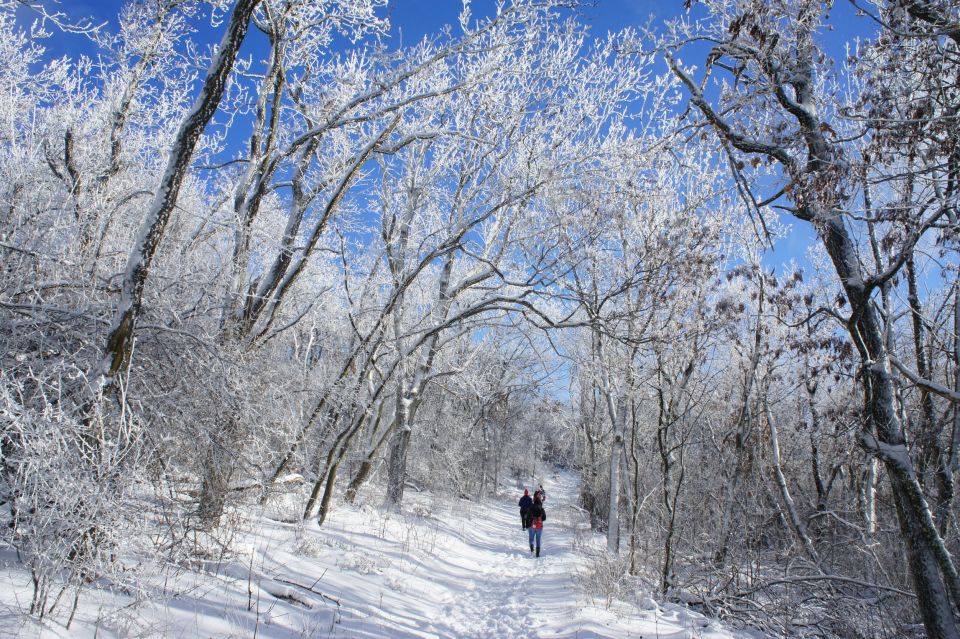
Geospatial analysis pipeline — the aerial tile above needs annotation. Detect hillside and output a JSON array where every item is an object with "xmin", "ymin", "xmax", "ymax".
[{"xmin": 1, "ymin": 472, "xmax": 754, "ymax": 638}]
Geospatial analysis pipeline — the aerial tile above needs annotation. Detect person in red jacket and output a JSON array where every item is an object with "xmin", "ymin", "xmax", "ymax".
[{"xmin": 527, "ymin": 493, "xmax": 546, "ymax": 557}]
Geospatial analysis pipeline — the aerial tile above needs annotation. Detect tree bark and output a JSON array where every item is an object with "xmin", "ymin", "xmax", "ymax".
[
  {"xmin": 344, "ymin": 402, "xmax": 393, "ymax": 503},
  {"xmin": 605, "ymin": 392, "xmax": 625, "ymax": 554},
  {"xmin": 806, "ymin": 378, "xmax": 830, "ymax": 513},
  {"xmin": 862, "ymin": 457, "xmax": 879, "ymax": 537},
  {"xmin": 100, "ymin": 0, "xmax": 261, "ymax": 384},
  {"xmin": 825, "ymin": 213, "xmax": 960, "ymax": 633},
  {"xmin": 656, "ymin": 350, "xmax": 697, "ymax": 592},
  {"xmin": 764, "ymin": 395, "xmax": 819, "ymax": 564},
  {"xmin": 386, "ymin": 424, "xmax": 412, "ymax": 507},
  {"xmin": 196, "ymin": 414, "xmax": 241, "ymax": 527},
  {"xmin": 384, "ymin": 252, "xmax": 455, "ymax": 508},
  {"xmin": 950, "ymin": 279, "xmax": 960, "ymax": 524},
  {"xmin": 579, "ymin": 391, "xmax": 604, "ymax": 530},
  {"xmin": 907, "ymin": 253, "xmax": 953, "ymax": 532}
]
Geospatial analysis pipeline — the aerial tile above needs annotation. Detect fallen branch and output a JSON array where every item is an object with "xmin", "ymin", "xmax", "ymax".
[
  {"xmin": 260, "ymin": 581, "xmax": 313, "ymax": 609},
  {"xmin": 274, "ymin": 577, "xmax": 341, "ymax": 608}
]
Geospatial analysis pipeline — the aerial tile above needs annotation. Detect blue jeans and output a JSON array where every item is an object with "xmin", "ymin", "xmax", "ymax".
[{"xmin": 528, "ymin": 527, "xmax": 542, "ymax": 548}]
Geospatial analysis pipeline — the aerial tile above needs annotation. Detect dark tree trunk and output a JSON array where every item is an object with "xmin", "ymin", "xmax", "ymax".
[
  {"xmin": 100, "ymin": 0, "xmax": 261, "ymax": 383},
  {"xmin": 345, "ymin": 413, "xmax": 395, "ymax": 504},
  {"xmin": 907, "ymin": 253, "xmax": 953, "ymax": 532},
  {"xmin": 196, "ymin": 416, "xmax": 240, "ymax": 528},
  {"xmin": 197, "ymin": 463, "xmax": 231, "ymax": 528},
  {"xmin": 822, "ymin": 215, "xmax": 960, "ymax": 635},
  {"xmin": 386, "ymin": 427, "xmax": 412, "ymax": 507}
]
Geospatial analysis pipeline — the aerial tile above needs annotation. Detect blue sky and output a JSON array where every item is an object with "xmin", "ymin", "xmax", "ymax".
[
  {"xmin": 26, "ymin": 0, "xmax": 878, "ymax": 273},
  {"xmin": 31, "ymin": 1, "xmax": 679, "ymax": 55},
  {"xmin": 385, "ymin": 0, "xmax": 664, "ymax": 40}
]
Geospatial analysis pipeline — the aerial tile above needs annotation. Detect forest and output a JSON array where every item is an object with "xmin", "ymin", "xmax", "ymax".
[{"xmin": 0, "ymin": 0, "xmax": 958, "ymax": 637}]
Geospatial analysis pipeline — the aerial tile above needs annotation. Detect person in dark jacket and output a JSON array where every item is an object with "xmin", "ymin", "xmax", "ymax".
[
  {"xmin": 534, "ymin": 484, "xmax": 546, "ymax": 503},
  {"xmin": 528, "ymin": 493, "xmax": 546, "ymax": 557},
  {"xmin": 518, "ymin": 489, "xmax": 533, "ymax": 530}
]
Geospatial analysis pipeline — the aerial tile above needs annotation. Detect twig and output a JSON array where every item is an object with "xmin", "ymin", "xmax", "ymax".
[{"xmin": 740, "ymin": 574, "xmax": 916, "ymax": 598}]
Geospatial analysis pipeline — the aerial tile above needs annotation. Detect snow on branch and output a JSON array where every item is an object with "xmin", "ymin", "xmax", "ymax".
[{"xmin": 889, "ymin": 355, "xmax": 960, "ymax": 404}]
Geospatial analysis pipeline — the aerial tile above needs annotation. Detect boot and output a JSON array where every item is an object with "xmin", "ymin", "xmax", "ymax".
[
  {"xmin": 536, "ymin": 546, "xmax": 540, "ymax": 557},
  {"xmin": 530, "ymin": 543, "xmax": 534, "ymax": 552}
]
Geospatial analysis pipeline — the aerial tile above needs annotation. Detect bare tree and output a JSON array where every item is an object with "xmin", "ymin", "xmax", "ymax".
[{"xmin": 665, "ymin": 1, "xmax": 960, "ymax": 634}]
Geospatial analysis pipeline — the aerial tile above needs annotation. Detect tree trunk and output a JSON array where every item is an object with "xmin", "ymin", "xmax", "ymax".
[
  {"xmin": 493, "ymin": 418, "xmax": 504, "ymax": 498},
  {"xmin": 821, "ymin": 213, "xmax": 960, "ymax": 633},
  {"xmin": 314, "ymin": 408, "xmax": 394, "ymax": 525},
  {"xmin": 806, "ymin": 376, "xmax": 830, "ymax": 514},
  {"xmin": 197, "ymin": 462, "xmax": 231, "ymax": 528},
  {"xmin": 196, "ymin": 415, "xmax": 240, "ymax": 528},
  {"xmin": 477, "ymin": 419, "xmax": 490, "ymax": 501},
  {"xmin": 606, "ymin": 398, "xmax": 624, "ymax": 554},
  {"xmin": 669, "ymin": 40, "xmax": 960, "ymax": 633},
  {"xmin": 314, "ymin": 461, "xmax": 340, "ymax": 527},
  {"xmin": 907, "ymin": 253, "xmax": 954, "ymax": 532},
  {"xmin": 345, "ymin": 458, "xmax": 375, "ymax": 504},
  {"xmin": 304, "ymin": 407, "xmax": 372, "ymax": 522},
  {"xmin": 345, "ymin": 415, "xmax": 396, "ymax": 504},
  {"xmin": 764, "ymin": 396, "xmax": 819, "ymax": 564},
  {"xmin": 661, "ymin": 463, "xmax": 684, "ymax": 595},
  {"xmin": 949, "ymin": 280, "xmax": 960, "ymax": 530},
  {"xmin": 100, "ymin": 0, "xmax": 260, "ymax": 383},
  {"xmin": 627, "ymin": 400, "xmax": 643, "ymax": 576},
  {"xmin": 863, "ymin": 458, "xmax": 878, "ymax": 537},
  {"xmin": 655, "ymin": 381, "xmax": 674, "ymax": 591},
  {"xmin": 891, "ymin": 472, "xmax": 960, "ymax": 639},
  {"xmin": 580, "ymin": 417, "xmax": 604, "ymax": 530},
  {"xmin": 386, "ymin": 426, "xmax": 412, "ymax": 507},
  {"xmin": 715, "ymin": 278, "xmax": 764, "ymax": 564}
]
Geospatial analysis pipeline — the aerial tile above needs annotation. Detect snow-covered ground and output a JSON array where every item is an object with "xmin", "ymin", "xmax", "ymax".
[{"xmin": 1, "ymin": 471, "xmax": 758, "ymax": 638}]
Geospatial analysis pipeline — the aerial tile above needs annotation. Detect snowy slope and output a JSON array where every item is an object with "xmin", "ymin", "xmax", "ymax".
[{"xmin": 0, "ymin": 471, "xmax": 759, "ymax": 638}]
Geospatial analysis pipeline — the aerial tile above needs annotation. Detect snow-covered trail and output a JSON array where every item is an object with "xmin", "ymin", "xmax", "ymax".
[
  {"xmin": 0, "ymin": 471, "xmax": 746, "ymax": 638},
  {"xmin": 311, "ymin": 470, "xmax": 732, "ymax": 639},
  {"xmin": 316, "ymin": 471, "xmax": 597, "ymax": 638},
  {"xmin": 429, "ymin": 474, "xmax": 579, "ymax": 638}
]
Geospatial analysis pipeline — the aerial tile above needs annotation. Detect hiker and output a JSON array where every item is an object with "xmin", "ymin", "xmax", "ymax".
[
  {"xmin": 528, "ymin": 493, "xmax": 546, "ymax": 557},
  {"xmin": 518, "ymin": 488, "xmax": 533, "ymax": 530},
  {"xmin": 535, "ymin": 484, "xmax": 547, "ymax": 502}
]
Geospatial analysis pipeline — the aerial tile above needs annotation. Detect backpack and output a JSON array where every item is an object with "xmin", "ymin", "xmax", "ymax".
[{"xmin": 530, "ymin": 504, "xmax": 546, "ymax": 528}]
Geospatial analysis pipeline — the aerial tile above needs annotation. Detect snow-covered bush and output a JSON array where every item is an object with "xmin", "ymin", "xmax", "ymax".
[{"xmin": 0, "ymin": 366, "xmax": 147, "ymax": 621}]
